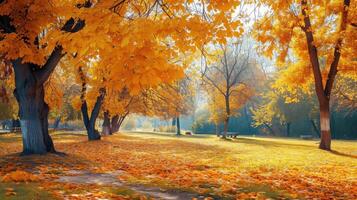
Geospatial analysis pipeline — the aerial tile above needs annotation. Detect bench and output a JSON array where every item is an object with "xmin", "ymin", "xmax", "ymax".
[
  {"xmin": 300, "ymin": 135, "xmax": 313, "ymax": 140},
  {"xmin": 220, "ymin": 132, "xmax": 239, "ymax": 138},
  {"xmin": 185, "ymin": 131, "xmax": 192, "ymax": 135}
]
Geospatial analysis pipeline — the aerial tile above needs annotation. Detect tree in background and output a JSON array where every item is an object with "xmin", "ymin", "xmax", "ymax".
[
  {"xmin": 252, "ymin": 88, "xmax": 318, "ymax": 137},
  {"xmin": 201, "ymin": 42, "xmax": 256, "ymax": 138},
  {"xmin": 254, "ymin": 0, "xmax": 356, "ymax": 150}
]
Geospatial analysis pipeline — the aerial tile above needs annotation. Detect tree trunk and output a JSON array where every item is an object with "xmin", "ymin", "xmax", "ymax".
[
  {"xmin": 176, "ymin": 116, "xmax": 181, "ymax": 136},
  {"xmin": 222, "ymin": 93, "xmax": 230, "ymax": 139},
  {"xmin": 215, "ymin": 124, "xmax": 220, "ymax": 137},
  {"xmin": 13, "ymin": 60, "xmax": 56, "ymax": 155},
  {"xmin": 81, "ymin": 100, "xmax": 101, "ymax": 141},
  {"xmin": 110, "ymin": 114, "xmax": 127, "ymax": 134},
  {"xmin": 286, "ymin": 122, "xmax": 291, "ymax": 137},
  {"xmin": 301, "ymin": 0, "xmax": 350, "ymax": 150},
  {"xmin": 172, "ymin": 118, "xmax": 176, "ymax": 126},
  {"xmin": 53, "ymin": 117, "xmax": 61, "ymax": 130},
  {"xmin": 111, "ymin": 115, "xmax": 120, "ymax": 134},
  {"xmin": 319, "ymin": 103, "xmax": 331, "ymax": 150},
  {"xmin": 311, "ymin": 119, "xmax": 320, "ymax": 138},
  {"xmin": 102, "ymin": 111, "xmax": 111, "ymax": 136},
  {"xmin": 264, "ymin": 123, "xmax": 275, "ymax": 135},
  {"xmin": 222, "ymin": 117, "xmax": 229, "ymax": 139}
]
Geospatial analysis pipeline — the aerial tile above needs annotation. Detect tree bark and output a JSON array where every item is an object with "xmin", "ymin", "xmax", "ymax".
[
  {"xmin": 102, "ymin": 111, "xmax": 111, "ymax": 136},
  {"xmin": 110, "ymin": 114, "xmax": 127, "ymax": 134},
  {"xmin": 12, "ymin": 59, "xmax": 59, "ymax": 155},
  {"xmin": 81, "ymin": 94, "xmax": 104, "ymax": 141},
  {"xmin": 319, "ymin": 103, "xmax": 331, "ymax": 150},
  {"xmin": 176, "ymin": 116, "xmax": 181, "ymax": 136}
]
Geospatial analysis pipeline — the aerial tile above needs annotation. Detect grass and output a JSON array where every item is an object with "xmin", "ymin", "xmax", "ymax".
[
  {"xmin": 0, "ymin": 131, "xmax": 356, "ymax": 199},
  {"xmin": 0, "ymin": 182, "xmax": 55, "ymax": 200}
]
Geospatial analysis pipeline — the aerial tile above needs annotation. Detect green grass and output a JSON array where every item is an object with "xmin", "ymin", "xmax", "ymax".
[{"xmin": 0, "ymin": 183, "xmax": 55, "ymax": 200}]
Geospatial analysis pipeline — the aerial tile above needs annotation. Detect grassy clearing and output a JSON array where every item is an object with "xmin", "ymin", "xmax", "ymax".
[{"xmin": 0, "ymin": 131, "xmax": 356, "ymax": 199}]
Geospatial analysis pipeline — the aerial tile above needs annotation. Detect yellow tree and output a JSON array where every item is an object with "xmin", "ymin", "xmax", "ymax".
[
  {"xmin": 0, "ymin": 0, "xmax": 243, "ymax": 154},
  {"xmin": 254, "ymin": 0, "xmax": 356, "ymax": 150},
  {"xmin": 201, "ymin": 42, "xmax": 255, "ymax": 138}
]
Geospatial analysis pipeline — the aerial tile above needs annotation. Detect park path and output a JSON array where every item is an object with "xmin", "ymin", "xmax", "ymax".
[{"xmin": 56, "ymin": 170, "xmax": 207, "ymax": 200}]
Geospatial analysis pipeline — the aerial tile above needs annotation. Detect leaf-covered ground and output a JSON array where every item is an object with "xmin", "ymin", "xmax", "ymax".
[{"xmin": 0, "ymin": 131, "xmax": 356, "ymax": 199}]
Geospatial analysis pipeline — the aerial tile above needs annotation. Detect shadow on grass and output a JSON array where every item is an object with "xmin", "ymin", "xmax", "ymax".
[
  {"xmin": 330, "ymin": 150, "xmax": 357, "ymax": 159},
  {"xmin": 127, "ymin": 131, "xmax": 213, "ymax": 139},
  {"xmin": 228, "ymin": 137, "xmax": 315, "ymax": 149},
  {"xmin": 0, "ymin": 151, "xmax": 94, "ymax": 173}
]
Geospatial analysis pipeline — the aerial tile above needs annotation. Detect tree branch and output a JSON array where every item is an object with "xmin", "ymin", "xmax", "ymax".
[
  {"xmin": 35, "ymin": 46, "xmax": 65, "ymax": 85},
  {"xmin": 324, "ymin": 0, "xmax": 350, "ymax": 99},
  {"xmin": 301, "ymin": 0, "xmax": 326, "ymax": 104}
]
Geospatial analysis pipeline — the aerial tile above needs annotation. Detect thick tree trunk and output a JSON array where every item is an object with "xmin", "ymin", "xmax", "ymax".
[
  {"xmin": 13, "ymin": 60, "xmax": 56, "ymax": 155},
  {"xmin": 176, "ymin": 116, "xmax": 181, "ymax": 136},
  {"xmin": 102, "ymin": 111, "xmax": 111, "ymax": 136},
  {"xmin": 319, "ymin": 103, "xmax": 331, "ymax": 150}
]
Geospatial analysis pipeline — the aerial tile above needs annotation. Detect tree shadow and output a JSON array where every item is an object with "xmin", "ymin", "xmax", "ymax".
[
  {"xmin": 127, "ymin": 131, "xmax": 213, "ymax": 139},
  {"xmin": 229, "ymin": 137, "xmax": 316, "ymax": 149},
  {"xmin": 330, "ymin": 150, "xmax": 357, "ymax": 159},
  {"xmin": 0, "ymin": 151, "xmax": 94, "ymax": 173}
]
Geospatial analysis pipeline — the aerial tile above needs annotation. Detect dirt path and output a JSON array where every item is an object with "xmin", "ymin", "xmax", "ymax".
[{"xmin": 57, "ymin": 170, "xmax": 207, "ymax": 200}]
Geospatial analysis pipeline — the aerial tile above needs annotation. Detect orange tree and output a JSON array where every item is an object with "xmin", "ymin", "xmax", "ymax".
[
  {"xmin": 253, "ymin": 0, "xmax": 356, "ymax": 150},
  {"xmin": 0, "ymin": 0, "xmax": 243, "ymax": 154}
]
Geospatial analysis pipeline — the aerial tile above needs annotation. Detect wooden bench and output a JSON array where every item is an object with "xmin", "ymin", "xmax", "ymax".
[
  {"xmin": 185, "ymin": 131, "xmax": 192, "ymax": 135},
  {"xmin": 220, "ymin": 132, "xmax": 239, "ymax": 138},
  {"xmin": 300, "ymin": 135, "xmax": 313, "ymax": 140}
]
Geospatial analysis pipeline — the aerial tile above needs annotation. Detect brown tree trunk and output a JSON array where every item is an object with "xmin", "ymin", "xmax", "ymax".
[
  {"xmin": 176, "ymin": 116, "xmax": 181, "ymax": 136},
  {"xmin": 319, "ymin": 102, "xmax": 331, "ymax": 150},
  {"xmin": 301, "ymin": 0, "xmax": 350, "ymax": 150},
  {"xmin": 102, "ymin": 111, "xmax": 111, "ymax": 136}
]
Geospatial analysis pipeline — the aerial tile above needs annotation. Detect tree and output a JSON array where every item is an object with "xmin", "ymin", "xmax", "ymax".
[
  {"xmin": 201, "ymin": 42, "xmax": 255, "ymax": 138},
  {"xmin": 0, "ymin": 0, "xmax": 244, "ymax": 154},
  {"xmin": 254, "ymin": 0, "xmax": 356, "ymax": 150}
]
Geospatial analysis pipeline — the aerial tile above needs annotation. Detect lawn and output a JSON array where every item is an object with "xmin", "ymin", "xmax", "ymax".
[{"xmin": 0, "ymin": 131, "xmax": 356, "ymax": 199}]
